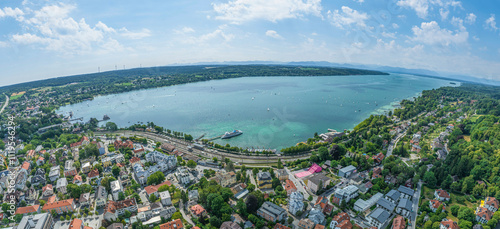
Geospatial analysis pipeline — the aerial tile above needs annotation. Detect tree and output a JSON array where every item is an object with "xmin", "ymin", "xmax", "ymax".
[
  {"xmin": 67, "ymin": 184, "xmax": 82, "ymax": 199},
  {"xmin": 149, "ymin": 194, "xmax": 158, "ymax": 202},
  {"xmin": 147, "ymin": 171, "xmax": 165, "ymax": 185},
  {"xmin": 209, "ymin": 216, "xmax": 222, "ymax": 228},
  {"xmin": 450, "ymin": 205, "xmax": 460, "ymax": 216},
  {"xmin": 252, "ymin": 168, "xmax": 259, "ymax": 175},
  {"xmin": 423, "ymin": 171, "xmax": 437, "ymax": 187},
  {"xmin": 246, "ymin": 194, "xmax": 260, "ymax": 213},
  {"xmin": 119, "ymin": 192, "xmax": 126, "ymax": 201},
  {"xmin": 247, "ymin": 184, "xmax": 255, "ymax": 192},
  {"xmin": 171, "ymin": 212, "xmax": 182, "ymax": 220},
  {"xmin": 106, "ymin": 122, "xmax": 118, "ymax": 131},
  {"xmin": 187, "ymin": 160, "xmax": 197, "ymax": 168},
  {"xmin": 112, "ymin": 165, "xmax": 120, "ymax": 177}
]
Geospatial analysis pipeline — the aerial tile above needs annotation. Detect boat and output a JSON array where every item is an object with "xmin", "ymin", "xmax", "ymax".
[
  {"xmin": 267, "ymin": 108, "xmax": 270, "ymax": 111},
  {"xmin": 221, "ymin": 130, "xmax": 243, "ymax": 139}
]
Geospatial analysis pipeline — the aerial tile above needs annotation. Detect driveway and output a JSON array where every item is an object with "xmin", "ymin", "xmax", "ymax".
[{"xmin": 285, "ymin": 167, "xmax": 311, "ymax": 199}]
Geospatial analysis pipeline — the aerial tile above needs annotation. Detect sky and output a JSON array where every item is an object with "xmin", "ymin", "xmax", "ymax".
[{"xmin": 0, "ymin": 0, "xmax": 499, "ymax": 87}]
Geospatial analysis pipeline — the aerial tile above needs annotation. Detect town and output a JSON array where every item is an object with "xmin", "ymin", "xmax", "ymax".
[{"xmin": 1, "ymin": 82, "xmax": 500, "ymax": 229}]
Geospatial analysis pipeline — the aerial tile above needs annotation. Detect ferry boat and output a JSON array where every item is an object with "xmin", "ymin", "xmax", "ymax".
[{"xmin": 221, "ymin": 130, "xmax": 243, "ymax": 139}]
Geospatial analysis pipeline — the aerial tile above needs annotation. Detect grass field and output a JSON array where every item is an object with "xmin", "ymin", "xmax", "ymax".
[
  {"xmin": 421, "ymin": 185, "xmax": 478, "ymax": 221},
  {"xmin": 470, "ymin": 114, "xmax": 484, "ymax": 123},
  {"xmin": 10, "ymin": 91, "xmax": 26, "ymax": 100}
]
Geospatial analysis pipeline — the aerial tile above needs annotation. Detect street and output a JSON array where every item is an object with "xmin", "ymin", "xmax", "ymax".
[{"xmin": 409, "ymin": 180, "xmax": 423, "ymax": 229}]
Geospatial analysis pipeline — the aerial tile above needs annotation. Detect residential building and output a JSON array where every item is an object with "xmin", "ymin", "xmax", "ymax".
[
  {"xmin": 145, "ymin": 180, "xmax": 172, "ymax": 197},
  {"xmin": 15, "ymin": 205, "xmax": 41, "ymax": 216},
  {"xmin": 145, "ymin": 151, "xmax": 177, "ymax": 171},
  {"xmin": 110, "ymin": 180, "xmax": 123, "ymax": 201},
  {"xmin": 42, "ymin": 198, "xmax": 75, "ymax": 214},
  {"xmin": 42, "ymin": 184, "xmax": 54, "ymax": 197},
  {"xmin": 276, "ymin": 169, "xmax": 288, "ymax": 181},
  {"xmin": 257, "ymin": 172, "xmax": 272, "ymax": 189},
  {"xmin": 315, "ymin": 196, "xmax": 334, "ymax": 215},
  {"xmin": 476, "ymin": 207, "xmax": 493, "ymax": 224},
  {"xmin": 298, "ymin": 218, "xmax": 316, "ymax": 229},
  {"xmin": 95, "ymin": 186, "xmax": 108, "ymax": 207},
  {"xmin": 69, "ymin": 218, "xmax": 83, "ymax": 229},
  {"xmin": 190, "ymin": 204, "xmax": 207, "ymax": 218},
  {"xmin": 354, "ymin": 192, "xmax": 383, "ymax": 212},
  {"xmin": 103, "ymin": 199, "xmax": 138, "ymax": 221},
  {"xmin": 334, "ymin": 185, "xmax": 359, "ymax": 203},
  {"xmin": 333, "ymin": 219, "xmax": 352, "ymax": 229},
  {"xmin": 64, "ymin": 160, "xmax": 77, "ymax": 177},
  {"xmin": 31, "ymin": 175, "xmax": 47, "ymax": 186},
  {"xmin": 367, "ymin": 208, "xmax": 391, "ymax": 229},
  {"xmin": 189, "ymin": 190, "xmax": 199, "ymax": 201},
  {"xmin": 284, "ymin": 179, "xmax": 297, "ymax": 196},
  {"xmin": 81, "ymin": 162, "xmax": 91, "ymax": 173},
  {"xmin": 257, "ymin": 201, "xmax": 287, "ymax": 222},
  {"xmin": 15, "ymin": 170, "xmax": 28, "ymax": 190},
  {"xmin": 307, "ymin": 173, "xmax": 331, "ymax": 194},
  {"xmin": 133, "ymin": 163, "xmax": 148, "ymax": 185},
  {"xmin": 56, "ymin": 178, "xmax": 68, "ymax": 194},
  {"xmin": 398, "ymin": 186, "xmax": 414, "ymax": 200},
  {"xmin": 308, "ymin": 207, "xmax": 325, "ymax": 225},
  {"xmin": 17, "ymin": 213, "xmax": 53, "ymax": 229},
  {"xmin": 176, "ymin": 167, "xmax": 192, "ymax": 185},
  {"xmin": 376, "ymin": 198, "xmax": 396, "ymax": 213},
  {"xmin": 392, "ymin": 215, "xmax": 405, "ymax": 229},
  {"xmin": 338, "ymin": 165, "xmax": 356, "ymax": 178},
  {"xmin": 221, "ymin": 221, "xmax": 242, "ymax": 229},
  {"xmin": 211, "ymin": 171, "xmax": 237, "ymax": 187},
  {"xmin": 274, "ymin": 223, "xmax": 291, "ymax": 229},
  {"xmin": 159, "ymin": 219, "xmax": 183, "ymax": 229},
  {"xmin": 288, "ymin": 191, "xmax": 304, "ymax": 215},
  {"xmin": 385, "ymin": 190, "xmax": 401, "ymax": 204},
  {"xmin": 107, "ymin": 223, "xmax": 124, "ymax": 229},
  {"xmin": 129, "ymin": 157, "xmax": 141, "ymax": 165},
  {"xmin": 429, "ymin": 200, "xmax": 444, "ymax": 212},
  {"xmin": 434, "ymin": 189, "xmax": 451, "ymax": 201},
  {"xmin": 160, "ymin": 191, "xmax": 172, "ymax": 206},
  {"xmin": 329, "ymin": 212, "xmax": 350, "ymax": 229},
  {"xmin": 88, "ymin": 169, "xmax": 100, "ymax": 180},
  {"xmin": 160, "ymin": 143, "xmax": 176, "ymax": 153},
  {"xmin": 79, "ymin": 192, "xmax": 91, "ymax": 206},
  {"xmin": 396, "ymin": 198, "xmax": 413, "ymax": 218},
  {"xmin": 440, "ymin": 219, "xmax": 459, "ymax": 229},
  {"xmin": 484, "ymin": 197, "xmax": 499, "ymax": 212}
]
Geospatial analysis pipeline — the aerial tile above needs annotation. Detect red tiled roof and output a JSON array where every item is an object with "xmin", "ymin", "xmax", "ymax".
[
  {"xmin": 285, "ymin": 179, "xmax": 297, "ymax": 192},
  {"xmin": 42, "ymin": 198, "xmax": 74, "ymax": 211},
  {"xmin": 88, "ymin": 169, "xmax": 99, "ymax": 178},
  {"xmin": 332, "ymin": 212, "xmax": 350, "ymax": 224},
  {"xmin": 190, "ymin": 204, "xmax": 206, "ymax": 216},
  {"xmin": 159, "ymin": 219, "xmax": 183, "ymax": 229},
  {"xmin": 15, "ymin": 205, "xmax": 40, "ymax": 215},
  {"xmin": 129, "ymin": 157, "xmax": 141, "ymax": 164},
  {"xmin": 145, "ymin": 180, "xmax": 172, "ymax": 195},
  {"xmin": 74, "ymin": 175, "xmax": 82, "ymax": 182},
  {"xmin": 485, "ymin": 197, "xmax": 499, "ymax": 209},
  {"xmin": 336, "ymin": 220, "xmax": 352, "ymax": 229},
  {"xmin": 392, "ymin": 215, "xmax": 405, "ymax": 229},
  {"xmin": 43, "ymin": 184, "xmax": 53, "ymax": 192},
  {"xmin": 429, "ymin": 200, "xmax": 443, "ymax": 210},
  {"xmin": 69, "ymin": 218, "xmax": 82, "ymax": 229},
  {"xmin": 440, "ymin": 220, "xmax": 459, "ymax": 229},
  {"xmin": 435, "ymin": 189, "xmax": 450, "ymax": 199},
  {"xmin": 476, "ymin": 207, "xmax": 493, "ymax": 221},
  {"xmin": 104, "ymin": 199, "xmax": 137, "ymax": 214},
  {"xmin": 274, "ymin": 223, "xmax": 291, "ymax": 229},
  {"xmin": 314, "ymin": 224, "xmax": 325, "ymax": 229},
  {"xmin": 21, "ymin": 161, "xmax": 30, "ymax": 170}
]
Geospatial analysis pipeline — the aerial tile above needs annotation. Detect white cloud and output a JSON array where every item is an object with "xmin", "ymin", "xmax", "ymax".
[
  {"xmin": 265, "ymin": 30, "xmax": 283, "ymax": 39},
  {"xmin": 7, "ymin": 3, "xmax": 148, "ymax": 55},
  {"xmin": 485, "ymin": 14, "xmax": 498, "ymax": 31},
  {"xmin": 411, "ymin": 21, "xmax": 468, "ymax": 46},
  {"xmin": 328, "ymin": 6, "xmax": 369, "ymax": 29},
  {"xmin": 0, "ymin": 7, "xmax": 24, "ymax": 20},
  {"xmin": 181, "ymin": 27, "xmax": 195, "ymax": 33},
  {"xmin": 392, "ymin": 23, "xmax": 400, "ymax": 29},
  {"xmin": 465, "ymin": 13, "xmax": 476, "ymax": 24},
  {"xmin": 439, "ymin": 8, "xmax": 449, "ymax": 20},
  {"xmin": 212, "ymin": 0, "xmax": 322, "ymax": 24},
  {"xmin": 397, "ymin": 0, "xmax": 429, "ymax": 18},
  {"xmin": 397, "ymin": 0, "xmax": 462, "ymax": 19},
  {"xmin": 353, "ymin": 0, "xmax": 365, "ymax": 3},
  {"xmin": 119, "ymin": 28, "xmax": 151, "ymax": 39},
  {"xmin": 382, "ymin": 32, "xmax": 397, "ymax": 38}
]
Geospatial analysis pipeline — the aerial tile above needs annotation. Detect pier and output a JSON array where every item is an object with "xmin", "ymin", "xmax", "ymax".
[
  {"xmin": 195, "ymin": 133, "xmax": 206, "ymax": 141},
  {"xmin": 205, "ymin": 135, "xmax": 223, "ymax": 141}
]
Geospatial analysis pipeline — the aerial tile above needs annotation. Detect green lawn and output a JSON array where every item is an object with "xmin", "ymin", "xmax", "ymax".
[{"xmin": 421, "ymin": 185, "xmax": 478, "ymax": 222}]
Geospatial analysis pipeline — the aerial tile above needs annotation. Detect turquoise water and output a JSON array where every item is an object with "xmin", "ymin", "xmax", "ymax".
[{"xmin": 58, "ymin": 74, "xmax": 457, "ymax": 149}]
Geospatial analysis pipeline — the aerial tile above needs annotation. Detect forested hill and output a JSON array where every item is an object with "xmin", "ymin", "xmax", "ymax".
[{"xmin": 0, "ymin": 65, "xmax": 388, "ymax": 93}]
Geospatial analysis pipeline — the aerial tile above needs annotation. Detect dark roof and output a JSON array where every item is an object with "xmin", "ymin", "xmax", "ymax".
[
  {"xmin": 376, "ymin": 198, "xmax": 395, "ymax": 211},
  {"xmin": 308, "ymin": 173, "xmax": 330, "ymax": 186},
  {"xmin": 368, "ymin": 208, "xmax": 390, "ymax": 224},
  {"xmin": 398, "ymin": 185, "xmax": 414, "ymax": 196},
  {"xmin": 397, "ymin": 198, "xmax": 412, "ymax": 211},
  {"xmin": 257, "ymin": 172, "xmax": 272, "ymax": 181},
  {"xmin": 386, "ymin": 190, "xmax": 400, "ymax": 201}
]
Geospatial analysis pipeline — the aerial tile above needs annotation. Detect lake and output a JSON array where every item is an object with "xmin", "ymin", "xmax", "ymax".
[{"xmin": 57, "ymin": 74, "xmax": 457, "ymax": 149}]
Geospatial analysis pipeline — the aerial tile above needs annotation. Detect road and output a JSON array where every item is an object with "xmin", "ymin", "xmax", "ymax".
[
  {"xmin": 0, "ymin": 94, "xmax": 9, "ymax": 114},
  {"xmin": 285, "ymin": 167, "xmax": 312, "ymax": 199},
  {"xmin": 179, "ymin": 201, "xmax": 194, "ymax": 227},
  {"xmin": 409, "ymin": 180, "xmax": 423, "ymax": 229},
  {"xmin": 387, "ymin": 128, "xmax": 408, "ymax": 157}
]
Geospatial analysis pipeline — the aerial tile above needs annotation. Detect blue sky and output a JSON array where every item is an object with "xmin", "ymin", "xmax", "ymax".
[{"xmin": 0, "ymin": 0, "xmax": 499, "ymax": 86}]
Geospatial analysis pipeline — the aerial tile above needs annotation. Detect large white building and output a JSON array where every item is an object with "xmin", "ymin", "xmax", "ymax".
[
  {"xmin": 110, "ymin": 180, "xmax": 123, "ymax": 201},
  {"xmin": 367, "ymin": 207, "xmax": 391, "ymax": 229},
  {"xmin": 175, "ymin": 167, "xmax": 191, "ymax": 185},
  {"xmin": 334, "ymin": 185, "xmax": 359, "ymax": 203},
  {"xmin": 354, "ymin": 192, "xmax": 383, "ymax": 212},
  {"xmin": 145, "ymin": 151, "xmax": 177, "ymax": 171}
]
